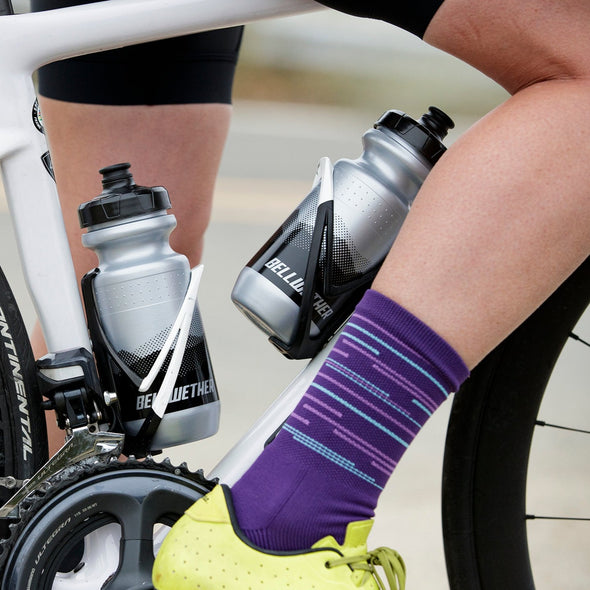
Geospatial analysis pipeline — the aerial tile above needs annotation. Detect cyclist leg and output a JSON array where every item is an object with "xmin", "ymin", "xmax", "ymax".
[
  {"xmin": 154, "ymin": 1, "xmax": 590, "ymax": 588},
  {"xmin": 374, "ymin": 0, "xmax": 590, "ymax": 367},
  {"xmin": 37, "ymin": 101, "xmax": 236, "ymax": 455},
  {"xmin": 31, "ymin": 0, "xmax": 242, "ymax": 454}
]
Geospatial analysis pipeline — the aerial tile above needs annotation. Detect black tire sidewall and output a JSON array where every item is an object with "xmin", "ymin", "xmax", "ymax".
[
  {"xmin": 442, "ymin": 256, "xmax": 590, "ymax": 590},
  {"xmin": 0, "ymin": 269, "xmax": 47, "ymax": 499}
]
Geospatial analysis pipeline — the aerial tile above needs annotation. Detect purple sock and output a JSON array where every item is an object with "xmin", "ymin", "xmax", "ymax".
[{"xmin": 231, "ymin": 290, "xmax": 469, "ymax": 551}]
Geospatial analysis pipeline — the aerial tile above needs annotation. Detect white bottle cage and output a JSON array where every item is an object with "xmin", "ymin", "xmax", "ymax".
[
  {"xmin": 127, "ymin": 265, "xmax": 205, "ymax": 451},
  {"xmin": 139, "ymin": 265, "xmax": 204, "ymax": 412}
]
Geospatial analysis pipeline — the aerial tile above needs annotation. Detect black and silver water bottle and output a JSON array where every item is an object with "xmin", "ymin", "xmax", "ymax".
[
  {"xmin": 79, "ymin": 163, "xmax": 219, "ymax": 452},
  {"xmin": 231, "ymin": 107, "xmax": 454, "ymax": 359}
]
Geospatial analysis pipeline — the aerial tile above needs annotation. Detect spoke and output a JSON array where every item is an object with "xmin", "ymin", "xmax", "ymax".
[
  {"xmin": 526, "ymin": 514, "xmax": 590, "ymax": 522},
  {"xmin": 569, "ymin": 331, "xmax": 590, "ymax": 348},
  {"xmin": 535, "ymin": 420, "xmax": 590, "ymax": 436}
]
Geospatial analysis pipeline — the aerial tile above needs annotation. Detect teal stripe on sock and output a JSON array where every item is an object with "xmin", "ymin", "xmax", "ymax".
[
  {"xmin": 347, "ymin": 322, "xmax": 448, "ymax": 397},
  {"xmin": 412, "ymin": 399, "xmax": 433, "ymax": 416},
  {"xmin": 311, "ymin": 383, "xmax": 409, "ymax": 448},
  {"xmin": 283, "ymin": 423, "xmax": 383, "ymax": 489},
  {"xmin": 326, "ymin": 358, "xmax": 422, "ymax": 429},
  {"xmin": 340, "ymin": 331, "xmax": 380, "ymax": 355}
]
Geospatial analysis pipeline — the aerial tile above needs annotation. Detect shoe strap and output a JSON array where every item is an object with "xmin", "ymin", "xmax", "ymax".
[{"xmin": 326, "ymin": 547, "xmax": 406, "ymax": 590}]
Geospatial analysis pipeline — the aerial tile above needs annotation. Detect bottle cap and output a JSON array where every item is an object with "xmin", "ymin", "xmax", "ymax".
[
  {"xmin": 375, "ymin": 107, "xmax": 455, "ymax": 165},
  {"xmin": 78, "ymin": 163, "xmax": 171, "ymax": 228}
]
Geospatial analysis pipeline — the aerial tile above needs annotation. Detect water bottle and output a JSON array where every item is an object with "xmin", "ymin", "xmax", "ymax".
[
  {"xmin": 231, "ymin": 107, "xmax": 454, "ymax": 359},
  {"xmin": 78, "ymin": 163, "xmax": 219, "ymax": 452}
]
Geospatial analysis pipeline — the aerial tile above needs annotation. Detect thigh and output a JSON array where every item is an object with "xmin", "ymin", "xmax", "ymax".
[
  {"xmin": 315, "ymin": 0, "xmax": 444, "ymax": 38},
  {"xmin": 32, "ymin": 0, "xmax": 243, "ymax": 104},
  {"xmin": 423, "ymin": 0, "xmax": 590, "ymax": 93}
]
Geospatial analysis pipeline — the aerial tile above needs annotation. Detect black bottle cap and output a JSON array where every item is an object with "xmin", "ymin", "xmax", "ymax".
[
  {"xmin": 99, "ymin": 162, "xmax": 134, "ymax": 190},
  {"xmin": 375, "ymin": 106, "xmax": 455, "ymax": 165},
  {"xmin": 78, "ymin": 163, "xmax": 171, "ymax": 228}
]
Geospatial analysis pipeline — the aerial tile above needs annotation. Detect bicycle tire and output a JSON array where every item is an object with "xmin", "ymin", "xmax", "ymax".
[
  {"xmin": 0, "ymin": 266, "xmax": 48, "ymax": 509},
  {"xmin": 442, "ymin": 255, "xmax": 590, "ymax": 589}
]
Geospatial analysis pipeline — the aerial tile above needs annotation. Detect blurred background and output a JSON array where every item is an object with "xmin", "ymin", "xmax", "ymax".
[
  {"xmin": 224, "ymin": 8, "xmax": 508, "ymax": 180},
  {"xmin": 235, "ymin": 9, "xmax": 506, "ymax": 113},
  {"xmin": 4, "ymin": 4, "xmax": 588, "ymax": 590}
]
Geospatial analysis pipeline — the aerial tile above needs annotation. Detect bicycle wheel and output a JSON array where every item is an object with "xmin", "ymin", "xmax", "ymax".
[
  {"xmin": 442, "ymin": 255, "xmax": 590, "ymax": 589},
  {"xmin": 0, "ymin": 267, "xmax": 48, "ymax": 508}
]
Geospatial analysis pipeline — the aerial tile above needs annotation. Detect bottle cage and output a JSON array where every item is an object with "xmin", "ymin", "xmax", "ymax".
[
  {"xmin": 82, "ymin": 266, "xmax": 204, "ymax": 457},
  {"xmin": 269, "ymin": 158, "xmax": 378, "ymax": 360}
]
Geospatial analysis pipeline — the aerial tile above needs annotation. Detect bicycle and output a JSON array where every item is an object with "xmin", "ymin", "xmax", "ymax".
[{"xmin": 0, "ymin": 0, "xmax": 588, "ymax": 588}]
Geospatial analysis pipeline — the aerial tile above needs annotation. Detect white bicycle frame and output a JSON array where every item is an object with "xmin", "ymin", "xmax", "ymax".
[{"xmin": 0, "ymin": 0, "xmax": 330, "ymax": 485}]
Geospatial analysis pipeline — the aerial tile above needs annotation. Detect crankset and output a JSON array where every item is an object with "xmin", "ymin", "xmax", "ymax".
[{"xmin": 0, "ymin": 457, "xmax": 215, "ymax": 589}]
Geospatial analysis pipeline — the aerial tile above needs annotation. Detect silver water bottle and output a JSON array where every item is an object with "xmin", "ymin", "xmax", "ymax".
[
  {"xmin": 79, "ymin": 163, "xmax": 219, "ymax": 452},
  {"xmin": 231, "ymin": 107, "xmax": 454, "ymax": 359}
]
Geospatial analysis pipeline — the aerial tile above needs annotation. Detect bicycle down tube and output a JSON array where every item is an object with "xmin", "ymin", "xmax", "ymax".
[
  {"xmin": 0, "ymin": 0, "xmax": 322, "ymax": 356},
  {"xmin": 0, "ymin": 0, "xmax": 327, "ymax": 491}
]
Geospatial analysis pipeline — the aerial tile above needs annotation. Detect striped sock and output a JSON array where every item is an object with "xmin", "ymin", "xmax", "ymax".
[{"xmin": 231, "ymin": 289, "xmax": 469, "ymax": 551}]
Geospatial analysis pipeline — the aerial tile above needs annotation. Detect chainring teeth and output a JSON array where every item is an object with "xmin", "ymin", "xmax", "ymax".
[{"xmin": 0, "ymin": 457, "xmax": 215, "ymax": 581}]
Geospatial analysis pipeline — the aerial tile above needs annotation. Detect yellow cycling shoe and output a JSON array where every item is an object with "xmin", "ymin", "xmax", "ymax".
[{"xmin": 152, "ymin": 484, "xmax": 405, "ymax": 590}]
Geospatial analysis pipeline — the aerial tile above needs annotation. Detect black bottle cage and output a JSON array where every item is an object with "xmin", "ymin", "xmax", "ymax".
[
  {"xmin": 82, "ymin": 271, "xmax": 161, "ymax": 457},
  {"xmin": 269, "ymin": 159, "xmax": 378, "ymax": 360},
  {"xmin": 82, "ymin": 267, "xmax": 205, "ymax": 457}
]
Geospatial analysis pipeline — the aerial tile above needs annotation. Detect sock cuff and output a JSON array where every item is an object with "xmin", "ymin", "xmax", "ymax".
[{"xmin": 354, "ymin": 290, "xmax": 470, "ymax": 391}]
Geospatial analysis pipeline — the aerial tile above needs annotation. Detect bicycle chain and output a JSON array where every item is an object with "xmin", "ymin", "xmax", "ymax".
[{"xmin": 0, "ymin": 457, "xmax": 216, "ymax": 578}]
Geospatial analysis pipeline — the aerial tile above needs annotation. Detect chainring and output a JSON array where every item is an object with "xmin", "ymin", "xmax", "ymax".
[{"xmin": 0, "ymin": 457, "xmax": 215, "ymax": 589}]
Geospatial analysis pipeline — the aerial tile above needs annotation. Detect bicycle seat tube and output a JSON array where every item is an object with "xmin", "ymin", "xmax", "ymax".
[{"xmin": 0, "ymin": 0, "xmax": 323, "ymax": 360}]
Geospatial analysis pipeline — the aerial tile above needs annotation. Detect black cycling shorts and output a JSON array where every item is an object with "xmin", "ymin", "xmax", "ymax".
[
  {"xmin": 316, "ymin": 0, "xmax": 444, "ymax": 39},
  {"xmin": 32, "ymin": 0, "xmax": 243, "ymax": 105}
]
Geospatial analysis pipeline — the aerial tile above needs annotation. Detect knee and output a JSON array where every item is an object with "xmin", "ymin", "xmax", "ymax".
[
  {"xmin": 424, "ymin": 0, "xmax": 590, "ymax": 93},
  {"xmin": 171, "ymin": 218, "xmax": 209, "ymax": 267}
]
